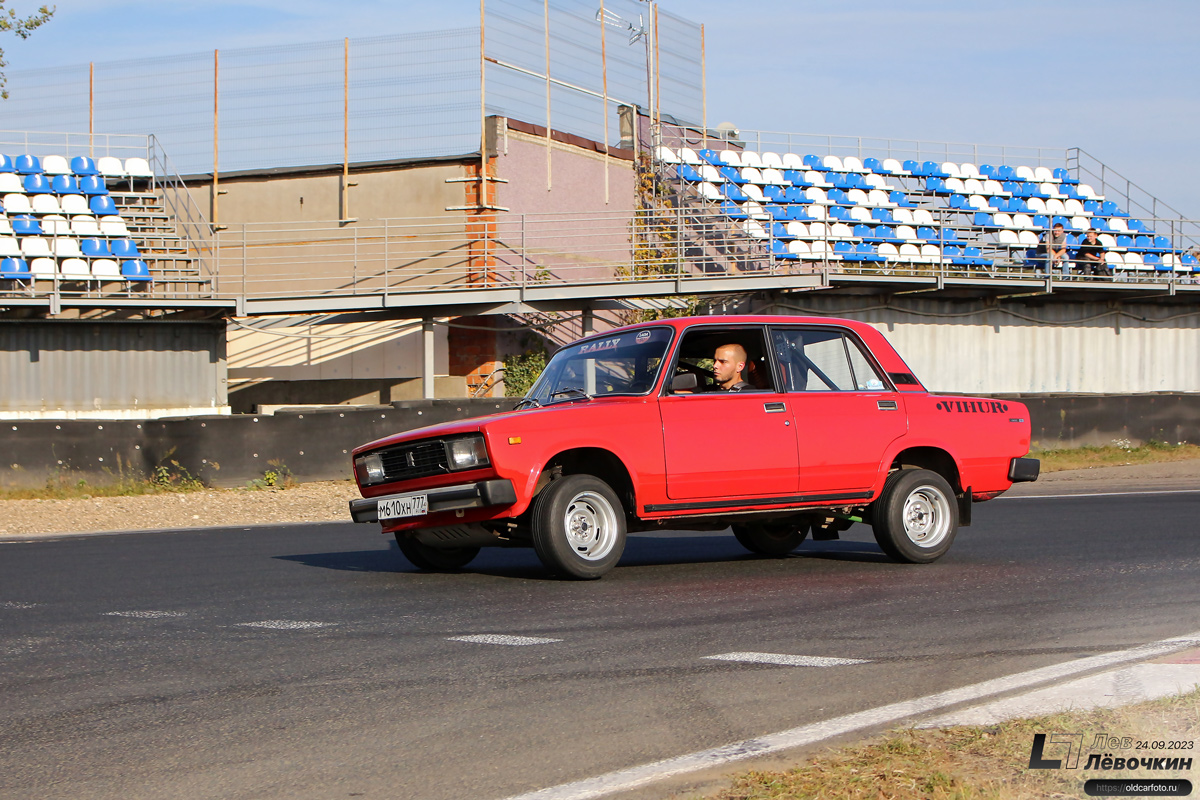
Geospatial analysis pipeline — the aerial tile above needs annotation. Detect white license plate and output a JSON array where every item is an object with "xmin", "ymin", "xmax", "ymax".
[{"xmin": 377, "ymin": 494, "xmax": 428, "ymax": 520}]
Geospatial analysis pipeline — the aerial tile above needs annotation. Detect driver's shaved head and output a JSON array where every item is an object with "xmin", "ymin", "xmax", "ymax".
[{"xmin": 713, "ymin": 343, "xmax": 747, "ymax": 390}]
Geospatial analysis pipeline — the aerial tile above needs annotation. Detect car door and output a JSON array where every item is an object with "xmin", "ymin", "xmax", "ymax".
[
  {"xmin": 771, "ymin": 326, "xmax": 908, "ymax": 495},
  {"xmin": 658, "ymin": 326, "xmax": 799, "ymax": 501}
]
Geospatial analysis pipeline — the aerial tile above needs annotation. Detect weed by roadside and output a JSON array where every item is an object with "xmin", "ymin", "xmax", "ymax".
[
  {"xmin": 1035, "ymin": 440, "xmax": 1200, "ymax": 472},
  {"xmin": 244, "ymin": 459, "xmax": 297, "ymax": 490},
  {"xmin": 702, "ymin": 688, "xmax": 1199, "ymax": 800},
  {"xmin": 0, "ymin": 453, "xmax": 205, "ymax": 500}
]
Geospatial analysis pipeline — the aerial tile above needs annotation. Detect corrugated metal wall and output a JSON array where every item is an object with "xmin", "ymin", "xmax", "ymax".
[
  {"xmin": 764, "ymin": 297, "xmax": 1200, "ymax": 395},
  {"xmin": 0, "ymin": 322, "xmax": 226, "ymax": 412}
]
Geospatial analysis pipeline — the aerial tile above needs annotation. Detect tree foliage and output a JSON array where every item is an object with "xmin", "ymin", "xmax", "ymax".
[{"xmin": 0, "ymin": 2, "xmax": 55, "ymax": 99}]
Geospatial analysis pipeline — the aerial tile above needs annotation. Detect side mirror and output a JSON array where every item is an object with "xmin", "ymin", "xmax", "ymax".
[{"xmin": 671, "ymin": 372, "xmax": 698, "ymax": 392}]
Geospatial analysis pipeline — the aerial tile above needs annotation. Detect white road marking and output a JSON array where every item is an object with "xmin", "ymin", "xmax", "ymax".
[
  {"xmin": 1, "ymin": 601, "xmax": 41, "ymax": 609},
  {"xmin": 236, "ymin": 620, "xmax": 335, "ymax": 630},
  {"xmin": 103, "ymin": 610, "xmax": 188, "ymax": 619},
  {"xmin": 1003, "ymin": 489, "xmax": 1200, "ymax": 500},
  {"xmin": 448, "ymin": 634, "xmax": 563, "ymax": 646},
  {"xmin": 495, "ymin": 631, "xmax": 1200, "ymax": 800},
  {"xmin": 919, "ymin": 662, "xmax": 1200, "ymax": 728},
  {"xmin": 704, "ymin": 652, "xmax": 869, "ymax": 667}
]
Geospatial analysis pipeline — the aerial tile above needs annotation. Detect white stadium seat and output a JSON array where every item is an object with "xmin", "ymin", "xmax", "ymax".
[
  {"xmin": 59, "ymin": 257, "xmax": 90, "ymax": 278},
  {"xmin": 3, "ymin": 193, "xmax": 32, "ymax": 214},
  {"xmin": 42, "ymin": 155, "xmax": 70, "ymax": 175},
  {"xmin": 124, "ymin": 157, "xmax": 153, "ymax": 178},
  {"xmin": 97, "ymin": 156, "xmax": 126, "ymax": 177}
]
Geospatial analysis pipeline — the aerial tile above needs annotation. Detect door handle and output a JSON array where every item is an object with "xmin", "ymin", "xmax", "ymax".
[
  {"xmin": 764, "ymin": 402, "xmax": 787, "ymax": 413},
  {"xmin": 877, "ymin": 399, "xmax": 899, "ymax": 411}
]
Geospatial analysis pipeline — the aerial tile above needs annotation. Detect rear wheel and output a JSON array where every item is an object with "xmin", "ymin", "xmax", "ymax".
[
  {"xmin": 871, "ymin": 469, "xmax": 958, "ymax": 563},
  {"xmin": 732, "ymin": 521, "xmax": 809, "ymax": 556},
  {"xmin": 531, "ymin": 474, "xmax": 626, "ymax": 579},
  {"xmin": 394, "ymin": 533, "xmax": 480, "ymax": 571}
]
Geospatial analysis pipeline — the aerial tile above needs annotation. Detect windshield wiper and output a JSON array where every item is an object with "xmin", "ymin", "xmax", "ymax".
[
  {"xmin": 548, "ymin": 387, "xmax": 592, "ymax": 402},
  {"xmin": 513, "ymin": 396, "xmax": 542, "ymax": 410}
]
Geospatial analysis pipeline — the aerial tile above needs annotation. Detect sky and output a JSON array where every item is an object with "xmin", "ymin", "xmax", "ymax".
[{"xmin": 4, "ymin": 0, "xmax": 1198, "ymax": 217}]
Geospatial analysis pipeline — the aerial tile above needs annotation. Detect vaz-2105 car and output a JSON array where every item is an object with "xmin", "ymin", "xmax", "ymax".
[{"xmin": 349, "ymin": 316, "xmax": 1039, "ymax": 579}]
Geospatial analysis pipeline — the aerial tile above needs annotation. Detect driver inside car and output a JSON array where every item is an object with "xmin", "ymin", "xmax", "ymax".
[{"xmin": 712, "ymin": 343, "xmax": 752, "ymax": 392}]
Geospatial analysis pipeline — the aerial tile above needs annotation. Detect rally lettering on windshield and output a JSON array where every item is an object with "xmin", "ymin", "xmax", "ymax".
[{"xmin": 579, "ymin": 337, "xmax": 622, "ymax": 354}]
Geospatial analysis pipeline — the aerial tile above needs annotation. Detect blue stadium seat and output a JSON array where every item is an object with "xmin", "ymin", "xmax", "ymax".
[
  {"xmin": 871, "ymin": 207, "xmax": 894, "ymax": 223},
  {"xmin": 770, "ymin": 239, "xmax": 798, "ymax": 260},
  {"xmin": 803, "ymin": 154, "xmax": 828, "ymax": 171},
  {"xmin": 828, "ymin": 206, "xmax": 852, "ymax": 222},
  {"xmin": 678, "ymin": 164, "xmax": 703, "ymax": 182},
  {"xmin": 1083, "ymin": 200, "xmax": 1101, "ymax": 214},
  {"xmin": 698, "ymin": 149, "xmax": 722, "ymax": 166},
  {"xmin": 916, "ymin": 226, "xmax": 938, "ymax": 241},
  {"xmin": 1127, "ymin": 219, "xmax": 1149, "ymax": 234},
  {"xmin": 110, "ymin": 238, "xmax": 140, "ymax": 258},
  {"xmin": 79, "ymin": 175, "xmax": 109, "ymax": 195},
  {"xmin": 762, "ymin": 185, "xmax": 786, "ymax": 203},
  {"xmin": 1032, "ymin": 214, "xmax": 1049, "ymax": 229},
  {"xmin": 1100, "ymin": 200, "xmax": 1119, "ymax": 217},
  {"xmin": 1182, "ymin": 253, "xmax": 1199, "ymax": 269},
  {"xmin": 964, "ymin": 246, "xmax": 989, "ymax": 266},
  {"xmin": 973, "ymin": 211, "xmax": 995, "ymax": 228},
  {"xmin": 997, "ymin": 165, "xmax": 1017, "ymax": 181},
  {"xmin": 863, "ymin": 157, "xmax": 891, "ymax": 174},
  {"xmin": 853, "ymin": 223, "xmax": 875, "ymax": 240},
  {"xmin": 889, "ymin": 190, "xmax": 915, "ymax": 208},
  {"xmin": 1144, "ymin": 253, "xmax": 1165, "ymax": 270},
  {"xmin": 11, "ymin": 215, "xmax": 42, "ymax": 235},
  {"xmin": 783, "ymin": 170, "xmax": 811, "ymax": 187},
  {"xmin": 81, "ymin": 238, "xmax": 112, "ymax": 257},
  {"xmin": 833, "ymin": 240, "xmax": 858, "ymax": 260},
  {"xmin": 720, "ymin": 200, "xmax": 748, "ymax": 219},
  {"xmin": 788, "ymin": 205, "xmax": 815, "ymax": 221},
  {"xmin": 978, "ymin": 164, "xmax": 997, "ymax": 179},
  {"xmin": 902, "ymin": 159, "xmax": 922, "ymax": 175},
  {"xmin": 0, "ymin": 257, "xmax": 30, "ymax": 279},
  {"xmin": 770, "ymin": 221, "xmax": 794, "ymax": 240},
  {"xmin": 926, "ymin": 177, "xmax": 948, "ymax": 194},
  {"xmin": 50, "ymin": 174, "xmax": 79, "ymax": 195},
  {"xmin": 988, "ymin": 196, "xmax": 1005, "ymax": 210},
  {"xmin": 766, "ymin": 204, "xmax": 790, "ymax": 220},
  {"xmin": 782, "ymin": 186, "xmax": 806, "ymax": 203},
  {"xmin": 1053, "ymin": 168, "xmax": 1079, "ymax": 184},
  {"xmin": 70, "ymin": 156, "xmax": 99, "ymax": 176},
  {"xmin": 1066, "ymin": 233, "xmax": 1080, "ymax": 248},
  {"xmin": 1153, "ymin": 235, "xmax": 1171, "ymax": 251},
  {"xmin": 942, "ymin": 228, "xmax": 962, "ymax": 243},
  {"xmin": 121, "ymin": 259, "xmax": 152, "ymax": 282},
  {"xmin": 948, "ymin": 194, "xmax": 968, "ymax": 209},
  {"xmin": 14, "ymin": 154, "xmax": 41, "ymax": 174},
  {"xmin": 856, "ymin": 242, "xmax": 885, "ymax": 262},
  {"xmin": 0, "ymin": 155, "xmax": 13, "ymax": 173},
  {"xmin": 825, "ymin": 173, "xmax": 846, "ymax": 189},
  {"xmin": 921, "ymin": 161, "xmax": 949, "ymax": 178},
  {"xmin": 23, "ymin": 174, "xmax": 51, "ymax": 194},
  {"xmin": 1117, "ymin": 235, "xmax": 1136, "ymax": 250},
  {"xmin": 875, "ymin": 225, "xmax": 902, "ymax": 243},
  {"xmin": 827, "ymin": 188, "xmax": 851, "ymax": 205},
  {"xmin": 718, "ymin": 166, "xmax": 746, "ymax": 185},
  {"xmin": 89, "ymin": 195, "xmax": 118, "ymax": 215},
  {"xmin": 1090, "ymin": 218, "xmax": 1111, "ymax": 232}
]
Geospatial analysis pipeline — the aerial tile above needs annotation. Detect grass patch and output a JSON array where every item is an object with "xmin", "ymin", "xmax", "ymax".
[
  {"xmin": 1035, "ymin": 439, "xmax": 1200, "ymax": 473},
  {"xmin": 705, "ymin": 688, "xmax": 1199, "ymax": 800},
  {"xmin": 0, "ymin": 457, "xmax": 205, "ymax": 500}
]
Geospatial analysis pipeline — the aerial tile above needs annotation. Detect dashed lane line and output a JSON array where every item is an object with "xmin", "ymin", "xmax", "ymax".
[
  {"xmin": 103, "ymin": 610, "xmax": 188, "ymax": 619},
  {"xmin": 1, "ymin": 601, "xmax": 41, "ymax": 609},
  {"xmin": 495, "ymin": 631, "xmax": 1200, "ymax": 800},
  {"xmin": 448, "ymin": 634, "xmax": 564, "ymax": 646},
  {"xmin": 236, "ymin": 620, "xmax": 336, "ymax": 630},
  {"xmin": 704, "ymin": 652, "xmax": 870, "ymax": 667}
]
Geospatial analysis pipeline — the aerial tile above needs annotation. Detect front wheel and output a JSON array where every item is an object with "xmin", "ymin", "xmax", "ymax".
[
  {"xmin": 871, "ymin": 469, "xmax": 958, "ymax": 563},
  {"xmin": 395, "ymin": 533, "xmax": 480, "ymax": 571},
  {"xmin": 732, "ymin": 521, "xmax": 809, "ymax": 556},
  {"xmin": 531, "ymin": 474, "xmax": 626, "ymax": 579}
]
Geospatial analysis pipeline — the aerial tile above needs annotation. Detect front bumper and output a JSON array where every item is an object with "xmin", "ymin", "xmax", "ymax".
[
  {"xmin": 349, "ymin": 478, "xmax": 518, "ymax": 524},
  {"xmin": 1008, "ymin": 457, "xmax": 1041, "ymax": 483}
]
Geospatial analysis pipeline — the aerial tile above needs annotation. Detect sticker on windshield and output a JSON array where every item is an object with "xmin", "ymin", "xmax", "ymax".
[
  {"xmin": 635, "ymin": 330, "xmax": 651, "ymax": 344},
  {"xmin": 579, "ymin": 337, "xmax": 622, "ymax": 354}
]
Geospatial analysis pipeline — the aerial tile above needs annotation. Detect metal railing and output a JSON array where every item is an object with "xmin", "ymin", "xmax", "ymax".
[{"xmin": 148, "ymin": 135, "xmax": 216, "ymax": 285}]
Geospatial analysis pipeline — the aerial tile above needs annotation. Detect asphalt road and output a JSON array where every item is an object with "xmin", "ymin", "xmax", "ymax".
[{"xmin": 2, "ymin": 490, "xmax": 1199, "ymax": 800}]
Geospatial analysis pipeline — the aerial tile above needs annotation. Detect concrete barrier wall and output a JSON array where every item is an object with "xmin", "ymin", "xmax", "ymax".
[{"xmin": 2, "ymin": 395, "xmax": 1198, "ymax": 490}]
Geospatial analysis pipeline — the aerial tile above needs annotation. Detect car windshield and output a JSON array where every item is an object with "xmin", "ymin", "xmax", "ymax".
[{"xmin": 522, "ymin": 327, "xmax": 673, "ymax": 406}]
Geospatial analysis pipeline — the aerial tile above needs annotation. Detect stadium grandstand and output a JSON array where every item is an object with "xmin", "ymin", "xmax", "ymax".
[{"xmin": 1, "ymin": 0, "xmax": 1198, "ymax": 421}]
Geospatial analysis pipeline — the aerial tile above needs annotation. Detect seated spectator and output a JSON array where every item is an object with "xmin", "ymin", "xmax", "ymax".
[
  {"xmin": 1074, "ymin": 228, "xmax": 1109, "ymax": 276},
  {"xmin": 1041, "ymin": 222, "xmax": 1070, "ymax": 276}
]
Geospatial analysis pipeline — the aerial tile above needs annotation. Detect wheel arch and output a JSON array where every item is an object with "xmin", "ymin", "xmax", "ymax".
[
  {"xmin": 535, "ymin": 447, "xmax": 636, "ymax": 519},
  {"xmin": 887, "ymin": 445, "xmax": 963, "ymax": 493}
]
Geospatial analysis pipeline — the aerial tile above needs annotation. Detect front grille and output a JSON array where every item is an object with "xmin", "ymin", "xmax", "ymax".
[{"xmin": 379, "ymin": 440, "xmax": 449, "ymax": 482}]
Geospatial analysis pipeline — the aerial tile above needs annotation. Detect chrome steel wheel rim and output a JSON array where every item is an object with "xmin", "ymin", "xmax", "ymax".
[
  {"xmin": 902, "ymin": 485, "xmax": 951, "ymax": 548},
  {"xmin": 562, "ymin": 491, "xmax": 619, "ymax": 561}
]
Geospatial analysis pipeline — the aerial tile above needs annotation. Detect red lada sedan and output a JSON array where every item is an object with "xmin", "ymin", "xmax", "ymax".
[{"xmin": 350, "ymin": 316, "xmax": 1038, "ymax": 579}]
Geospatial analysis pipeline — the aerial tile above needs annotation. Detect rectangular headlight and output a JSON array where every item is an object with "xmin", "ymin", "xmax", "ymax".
[
  {"xmin": 355, "ymin": 452, "xmax": 386, "ymax": 485},
  {"xmin": 446, "ymin": 435, "xmax": 489, "ymax": 471}
]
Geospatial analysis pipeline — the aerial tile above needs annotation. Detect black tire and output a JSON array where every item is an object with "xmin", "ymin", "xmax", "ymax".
[
  {"xmin": 395, "ymin": 533, "xmax": 480, "ymax": 571},
  {"xmin": 870, "ymin": 468, "xmax": 958, "ymax": 564},
  {"xmin": 531, "ymin": 474, "xmax": 626, "ymax": 579},
  {"xmin": 732, "ymin": 521, "xmax": 810, "ymax": 556}
]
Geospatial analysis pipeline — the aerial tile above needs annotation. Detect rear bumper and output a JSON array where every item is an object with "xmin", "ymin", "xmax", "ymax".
[
  {"xmin": 349, "ymin": 478, "xmax": 518, "ymax": 523},
  {"xmin": 1008, "ymin": 457, "xmax": 1041, "ymax": 483}
]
